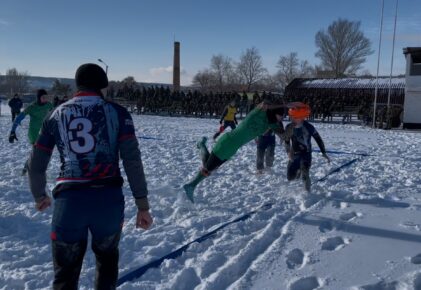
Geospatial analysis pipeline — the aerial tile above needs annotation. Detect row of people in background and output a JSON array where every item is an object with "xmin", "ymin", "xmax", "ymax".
[
  {"xmin": 108, "ymin": 85, "xmax": 282, "ymax": 118},
  {"xmin": 109, "ymin": 86, "xmax": 399, "ymax": 127},
  {"xmin": 287, "ymin": 94, "xmax": 403, "ymax": 127},
  {"xmin": 6, "ymin": 87, "xmax": 401, "ymax": 128}
]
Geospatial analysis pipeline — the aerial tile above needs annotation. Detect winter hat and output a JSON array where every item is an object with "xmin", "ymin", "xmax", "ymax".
[
  {"xmin": 36, "ymin": 89, "xmax": 48, "ymax": 104},
  {"xmin": 75, "ymin": 63, "xmax": 108, "ymax": 91}
]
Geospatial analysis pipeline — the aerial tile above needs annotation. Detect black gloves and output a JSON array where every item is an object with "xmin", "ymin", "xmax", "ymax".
[{"xmin": 9, "ymin": 132, "xmax": 18, "ymax": 143}]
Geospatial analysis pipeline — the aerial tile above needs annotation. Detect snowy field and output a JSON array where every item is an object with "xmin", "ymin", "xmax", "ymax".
[{"xmin": 1, "ymin": 111, "xmax": 421, "ymax": 290}]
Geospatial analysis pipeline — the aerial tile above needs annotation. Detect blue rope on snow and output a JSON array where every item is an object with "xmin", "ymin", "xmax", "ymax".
[
  {"xmin": 138, "ymin": 136, "xmax": 165, "ymax": 141},
  {"xmin": 138, "ymin": 135, "xmax": 372, "ymax": 157},
  {"xmin": 315, "ymin": 158, "xmax": 360, "ymax": 183},
  {"xmin": 313, "ymin": 149, "xmax": 372, "ymax": 157},
  {"xmin": 117, "ymin": 203, "xmax": 273, "ymax": 286},
  {"xmin": 117, "ymin": 156, "xmax": 364, "ymax": 286}
]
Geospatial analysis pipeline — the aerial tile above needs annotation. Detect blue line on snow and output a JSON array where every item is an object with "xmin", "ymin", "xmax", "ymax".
[
  {"xmin": 117, "ymin": 156, "xmax": 364, "ymax": 286},
  {"xmin": 315, "ymin": 158, "xmax": 360, "ymax": 183},
  {"xmin": 313, "ymin": 149, "xmax": 372, "ymax": 157},
  {"xmin": 138, "ymin": 135, "xmax": 372, "ymax": 157},
  {"xmin": 117, "ymin": 203, "xmax": 273, "ymax": 286},
  {"xmin": 138, "ymin": 136, "xmax": 165, "ymax": 140}
]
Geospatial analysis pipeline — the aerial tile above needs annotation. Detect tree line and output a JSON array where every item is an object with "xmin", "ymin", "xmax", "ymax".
[{"xmin": 192, "ymin": 18, "xmax": 373, "ymax": 92}]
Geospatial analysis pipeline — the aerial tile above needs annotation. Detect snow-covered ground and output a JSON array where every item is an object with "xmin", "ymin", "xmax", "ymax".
[
  {"xmin": 0, "ymin": 113, "xmax": 421, "ymax": 290},
  {"xmin": 0, "ymin": 102, "xmax": 10, "ymax": 117}
]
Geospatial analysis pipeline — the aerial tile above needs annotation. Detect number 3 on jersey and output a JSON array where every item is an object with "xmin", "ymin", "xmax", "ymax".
[{"xmin": 68, "ymin": 118, "xmax": 95, "ymax": 153}]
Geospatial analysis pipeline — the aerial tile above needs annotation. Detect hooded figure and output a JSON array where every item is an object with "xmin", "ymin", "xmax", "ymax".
[
  {"xmin": 36, "ymin": 89, "xmax": 48, "ymax": 105},
  {"xmin": 9, "ymin": 89, "xmax": 53, "ymax": 145},
  {"xmin": 8, "ymin": 89, "xmax": 53, "ymax": 176}
]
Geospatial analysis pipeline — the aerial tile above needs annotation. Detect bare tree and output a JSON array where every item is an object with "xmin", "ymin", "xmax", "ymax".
[
  {"xmin": 121, "ymin": 76, "xmax": 138, "ymax": 88},
  {"xmin": 210, "ymin": 54, "xmax": 235, "ymax": 90},
  {"xmin": 4, "ymin": 68, "xmax": 29, "ymax": 96},
  {"xmin": 192, "ymin": 69, "xmax": 216, "ymax": 90},
  {"xmin": 192, "ymin": 55, "xmax": 238, "ymax": 91},
  {"xmin": 315, "ymin": 19, "xmax": 373, "ymax": 77},
  {"xmin": 276, "ymin": 52, "xmax": 299, "ymax": 89},
  {"xmin": 276, "ymin": 52, "xmax": 314, "ymax": 89},
  {"xmin": 300, "ymin": 60, "xmax": 314, "ymax": 77},
  {"xmin": 237, "ymin": 47, "xmax": 268, "ymax": 91},
  {"xmin": 259, "ymin": 74, "xmax": 280, "ymax": 93},
  {"xmin": 51, "ymin": 79, "xmax": 72, "ymax": 96}
]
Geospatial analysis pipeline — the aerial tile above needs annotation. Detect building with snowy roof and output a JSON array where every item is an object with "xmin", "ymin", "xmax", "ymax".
[{"xmin": 285, "ymin": 77, "xmax": 405, "ymax": 106}]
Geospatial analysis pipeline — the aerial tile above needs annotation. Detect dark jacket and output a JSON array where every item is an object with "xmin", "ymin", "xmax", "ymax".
[
  {"xmin": 27, "ymin": 92, "xmax": 149, "ymax": 210},
  {"xmin": 8, "ymin": 97, "xmax": 23, "ymax": 112},
  {"xmin": 284, "ymin": 121, "xmax": 326, "ymax": 154}
]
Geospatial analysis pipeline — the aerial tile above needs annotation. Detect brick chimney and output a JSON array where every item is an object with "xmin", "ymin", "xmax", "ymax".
[{"xmin": 173, "ymin": 41, "xmax": 180, "ymax": 91}]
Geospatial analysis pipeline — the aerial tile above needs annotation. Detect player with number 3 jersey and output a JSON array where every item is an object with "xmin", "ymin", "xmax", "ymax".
[
  {"xmin": 36, "ymin": 92, "xmax": 134, "ymax": 188},
  {"xmin": 27, "ymin": 63, "xmax": 153, "ymax": 289}
]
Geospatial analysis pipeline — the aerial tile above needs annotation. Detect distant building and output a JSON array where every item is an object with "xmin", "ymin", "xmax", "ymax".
[
  {"xmin": 285, "ymin": 77, "xmax": 405, "ymax": 105},
  {"xmin": 402, "ymin": 47, "xmax": 421, "ymax": 129}
]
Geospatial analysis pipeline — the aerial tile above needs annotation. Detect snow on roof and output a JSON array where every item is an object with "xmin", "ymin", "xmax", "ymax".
[{"xmin": 288, "ymin": 77, "xmax": 406, "ymax": 90}]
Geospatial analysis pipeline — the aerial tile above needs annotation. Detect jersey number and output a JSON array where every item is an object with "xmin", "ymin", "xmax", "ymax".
[{"xmin": 68, "ymin": 118, "xmax": 95, "ymax": 153}]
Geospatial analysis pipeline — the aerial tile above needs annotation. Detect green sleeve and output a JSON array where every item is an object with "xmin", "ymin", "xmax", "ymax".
[{"xmin": 23, "ymin": 104, "xmax": 33, "ymax": 115}]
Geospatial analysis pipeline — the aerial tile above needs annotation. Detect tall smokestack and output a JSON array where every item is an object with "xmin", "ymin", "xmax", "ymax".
[{"xmin": 173, "ymin": 41, "xmax": 180, "ymax": 91}]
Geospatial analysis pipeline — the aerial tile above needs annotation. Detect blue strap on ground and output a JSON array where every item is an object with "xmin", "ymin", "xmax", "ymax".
[
  {"xmin": 315, "ymin": 158, "xmax": 360, "ymax": 183},
  {"xmin": 138, "ymin": 135, "xmax": 372, "ymax": 157},
  {"xmin": 138, "ymin": 136, "xmax": 165, "ymax": 140},
  {"xmin": 313, "ymin": 149, "xmax": 372, "ymax": 157},
  {"xmin": 117, "ymin": 157, "xmax": 363, "ymax": 286},
  {"xmin": 117, "ymin": 203, "xmax": 273, "ymax": 286}
]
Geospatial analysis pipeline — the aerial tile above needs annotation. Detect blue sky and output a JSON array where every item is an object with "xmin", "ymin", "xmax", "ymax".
[{"xmin": 0, "ymin": 0, "xmax": 420, "ymax": 85}]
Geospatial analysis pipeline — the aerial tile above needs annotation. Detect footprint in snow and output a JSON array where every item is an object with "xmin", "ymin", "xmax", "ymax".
[
  {"xmin": 400, "ymin": 221, "xmax": 421, "ymax": 232},
  {"xmin": 286, "ymin": 248, "xmax": 305, "ymax": 269},
  {"xmin": 331, "ymin": 200, "xmax": 349, "ymax": 209},
  {"xmin": 411, "ymin": 253, "xmax": 421, "ymax": 264},
  {"xmin": 359, "ymin": 280, "xmax": 398, "ymax": 290},
  {"xmin": 410, "ymin": 204, "xmax": 421, "ymax": 211},
  {"xmin": 289, "ymin": 276, "xmax": 321, "ymax": 290},
  {"xmin": 300, "ymin": 195, "xmax": 324, "ymax": 209},
  {"xmin": 340, "ymin": 211, "xmax": 359, "ymax": 221},
  {"xmin": 321, "ymin": 236, "xmax": 348, "ymax": 251},
  {"xmin": 318, "ymin": 220, "xmax": 334, "ymax": 233},
  {"xmin": 170, "ymin": 267, "xmax": 200, "ymax": 290}
]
